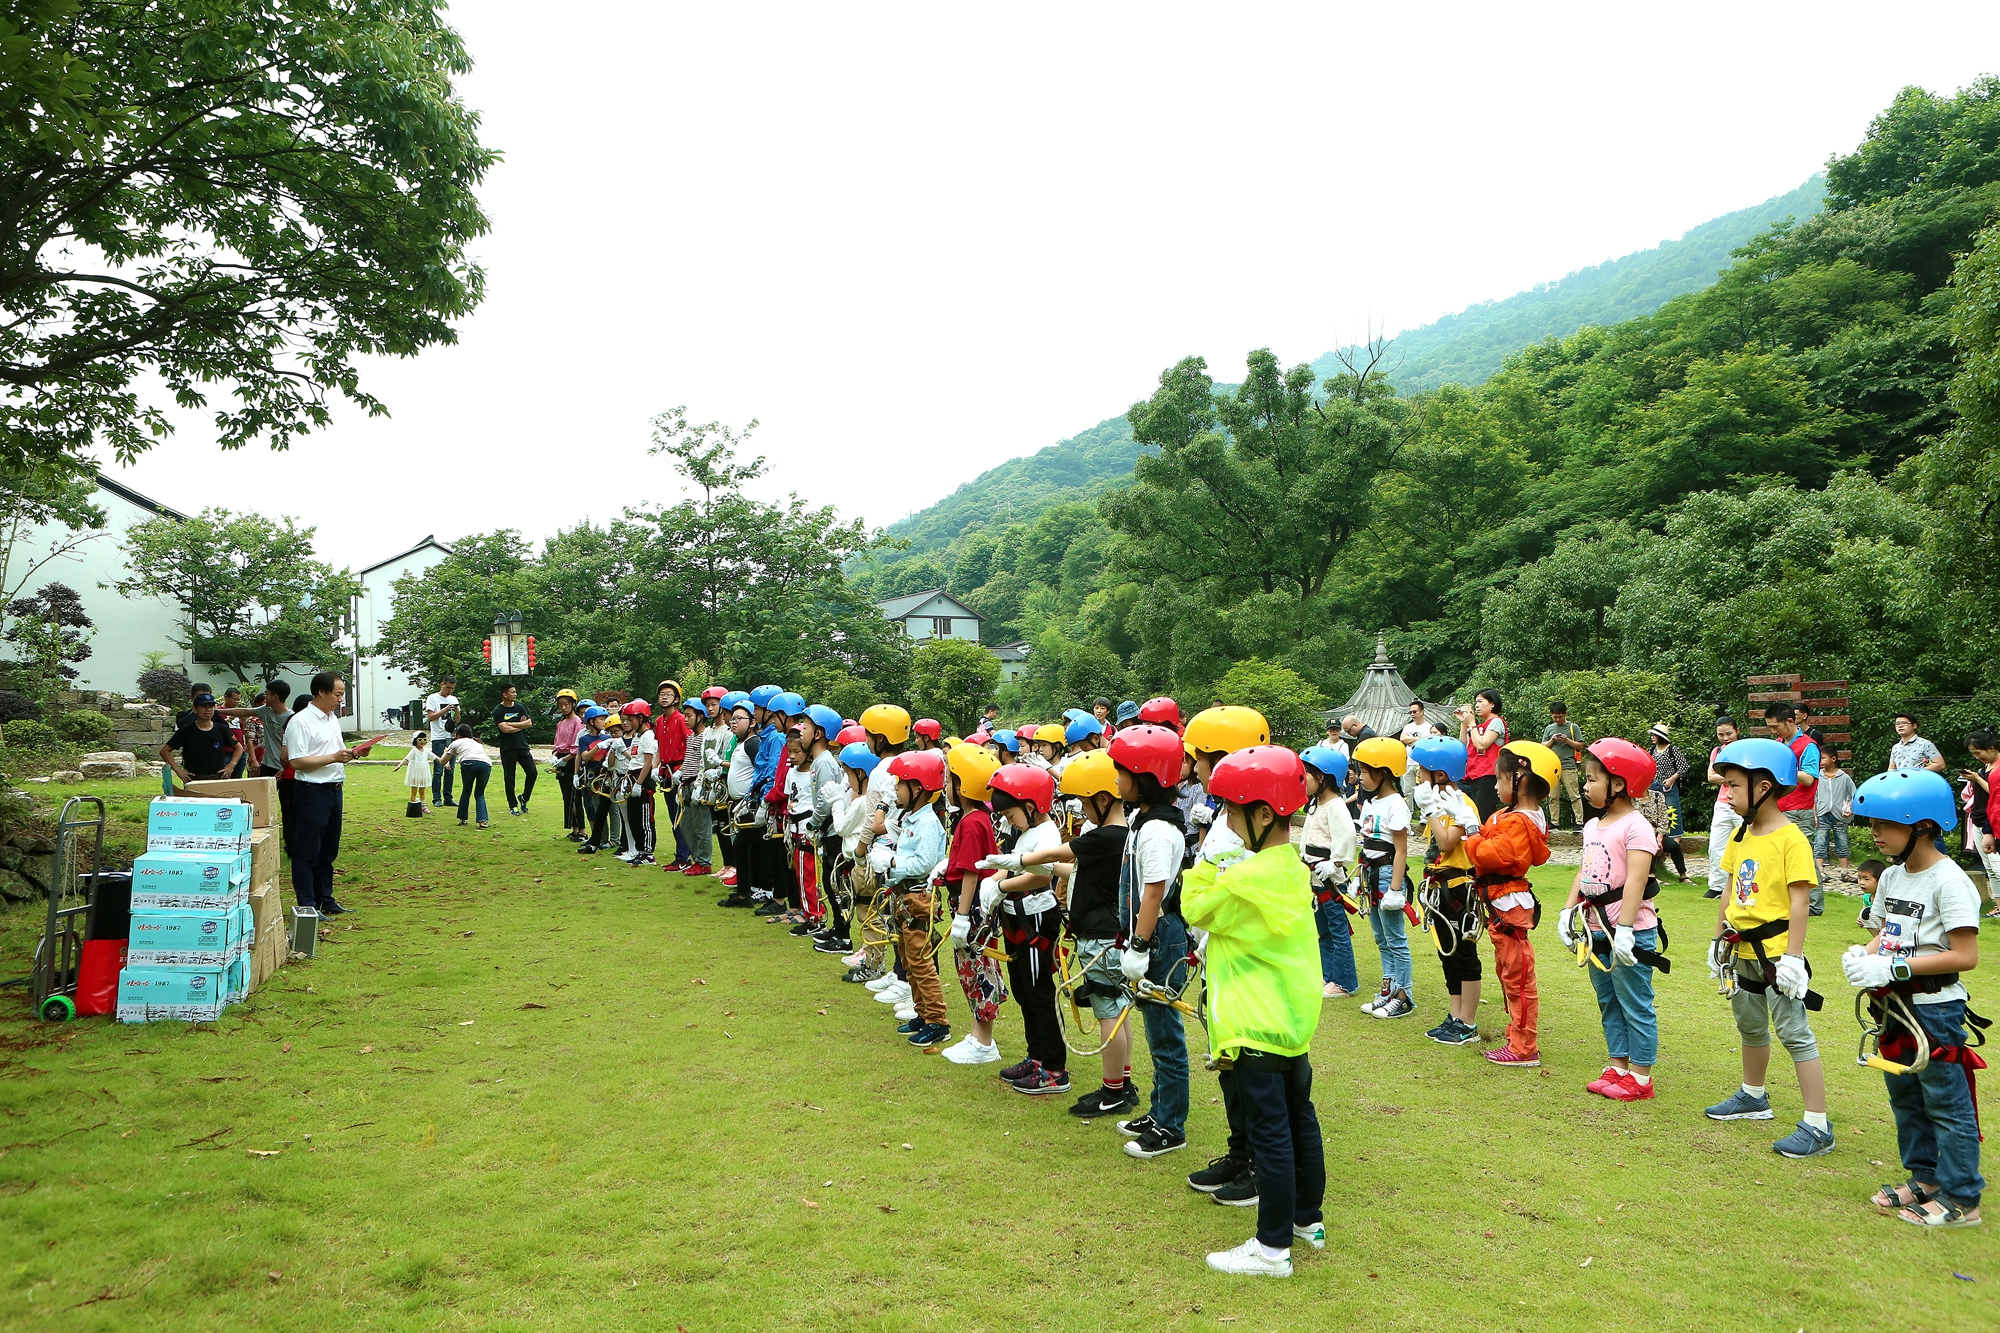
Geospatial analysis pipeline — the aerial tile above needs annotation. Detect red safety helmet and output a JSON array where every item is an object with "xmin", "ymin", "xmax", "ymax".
[
  {"xmin": 1108, "ymin": 723, "xmax": 1185, "ymax": 787},
  {"xmin": 620, "ymin": 700, "xmax": 652, "ymax": 719},
  {"xmin": 700, "ymin": 686, "xmax": 728, "ymax": 702},
  {"xmin": 1137, "ymin": 696, "xmax": 1183, "ymax": 732},
  {"xmin": 886, "ymin": 749, "xmax": 947, "ymax": 792},
  {"xmin": 834, "ymin": 723, "xmax": 869, "ymax": 747},
  {"xmin": 1207, "ymin": 744, "xmax": 1310, "ymax": 817},
  {"xmin": 913, "ymin": 718, "xmax": 943, "ymax": 741},
  {"xmin": 1586, "ymin": 737, "xmax": 1656, "ymax": 800},
  {"xmin": 988, "ymin": 762, "xmax": 1056, "ymax": 817}
]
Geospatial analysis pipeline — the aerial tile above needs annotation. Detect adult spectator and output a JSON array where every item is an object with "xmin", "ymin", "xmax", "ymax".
[
  {"xmin": 1888, "ymin": 712, "xmax": 1946, "ymax": 774},
  {"xmin": 551, "ymin": 689, "xmax": 583, "ymax": 840},
  {"xmin": 219, "ymin": 685, "xmax": 249, "ymax": 776},
  {"xmin": 655, "ymin": 680, "xmax": 694, "ymax": 868},
  {"xmin": 1704, "ymin": 717, "xmax": 1745, "ymax": 899},
  {"xmin": 424, "ymin": 676, "xmax": 461, "ymax": 808},
  {"xmin": 1795, "ymin": 702, "xmax": 1828, "ymax": 753},
  {"xmin": 1962, "ymin": 729, "xmax": 2000, "ymax": 918},
  {"xmin": 981, "ymin": 703, "xmax": 1001, "ymax": 730},
  {"xmin": 1646, "ymin": 722, "xmax": 1689, "ymax": 881},
  {"xmin": 285, "ymin": 672, "xmax": 355, "ymax": 917},
  {"xmin": 218, "ymin": 678, "xmax": 293, "ymax": 777},
  {"xmin": 159, "ymin": 680, "xmax": 217, "ymax": 795},
  {"xmin": 160, "ymin": 691, "xmax": 243, "ymax": 788},
  {"xmin": 1540, "ymin": 701, "xmax": 1586, "ymax": 830},
  {"xmin": 1339, "ymin": 715, "xmax": 1376, "ymax": 747},
  {"xmin": 492, "ymin": 683, "xmax": 536, "ymax": 816},
  {"xmin": 1767, "ymin": 702, "xmax": 1823, "ymax": 916},
  {"xmin": 1457, "ymin": 689, "xmax": 1507, "ymax": 821},
  {"xmin": 1398, "ymin": 702, "xmax": 1437, "ymax": 801}
]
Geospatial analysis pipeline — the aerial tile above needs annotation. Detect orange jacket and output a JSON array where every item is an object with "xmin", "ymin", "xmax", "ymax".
[{"xmin": 1464, "ymin": 809, "xmax": 1549, "ymax": 900}]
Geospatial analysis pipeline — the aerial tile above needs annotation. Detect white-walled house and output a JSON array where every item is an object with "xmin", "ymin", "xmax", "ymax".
[
  {"xmin": 350, "ymin": 535, "xmax": 453, "ymax": 733},
  {"xmin": 875, "ymin": 589, "xmax": 983, "ymax": 642}
]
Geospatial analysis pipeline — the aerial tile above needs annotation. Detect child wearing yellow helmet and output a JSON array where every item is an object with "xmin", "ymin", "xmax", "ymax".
[
  {"xmin": 1464, "ymin": 741, "xmax": 1557, "ymax": 1067},
  {"xmin": 1351, "ymin": 736, "xmax": 1416, "ymax": 1020}
]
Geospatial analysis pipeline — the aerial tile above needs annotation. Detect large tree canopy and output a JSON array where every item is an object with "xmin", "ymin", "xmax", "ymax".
[{"xmin": 0, "ymin": 0, "xmax": 495, "ymax": 475}]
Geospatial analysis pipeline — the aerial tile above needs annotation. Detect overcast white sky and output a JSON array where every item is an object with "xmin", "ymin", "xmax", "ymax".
[{"xmin": 105, "ymin": 1, "xmax": 2000, "ymax": 569}]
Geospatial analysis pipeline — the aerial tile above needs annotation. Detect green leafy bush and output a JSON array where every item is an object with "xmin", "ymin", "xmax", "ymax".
[
  {"xmin": 0, "ymin": 691, "xmax": 41, "ymax": 724},
  {"xmin": 5, "ymin": 719, "xmax": 63, "ymax": 752},
  {"xmin": 1212, "ymin": 659, "xmax": 1328, "ymax": 749},
  {"xmin": 51, "ymin": 710, "xmax": 113, "ymax": 747}
]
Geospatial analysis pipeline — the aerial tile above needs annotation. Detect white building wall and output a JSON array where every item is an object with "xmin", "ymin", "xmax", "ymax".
[{"xmin": 352, "ymin": 545, "xmax": 450, "ymax": 733}]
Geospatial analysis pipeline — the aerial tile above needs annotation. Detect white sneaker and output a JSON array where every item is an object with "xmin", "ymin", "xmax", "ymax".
[
  {"xmin": 1205, "ymin": 1238, "xmax": 1292, "ymax": 1277},
  {"xmin": 1292, "ymin": 1221, "xmax": 1325, "ymax": 1250},
  {"xmin": 941, "ymin": 1036, "xmax": 1000, "ymax": 1065},
  {"xmin": 874, "ymin": 983, "xmax": 911, "ymax": 1005},
  {"xmin": 893, "ymin": 1002, "xmax": 918, "ymax": 1021},
  {"xmin": 615, "ymin": 850, "xmax": 639, "ymax": 862},
  {"xmin": 1359, "ymin": 984, "xmax": 1390, "ymax": 1016},
  {"xmin": 865, "ymin": 973, "xmax": 900, "ymax": 992}
]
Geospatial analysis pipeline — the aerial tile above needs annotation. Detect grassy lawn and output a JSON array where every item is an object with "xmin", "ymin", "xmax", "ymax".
[{"xmin": 0, "ymin": 764, "xmax": 1992, "ymax": 1331}]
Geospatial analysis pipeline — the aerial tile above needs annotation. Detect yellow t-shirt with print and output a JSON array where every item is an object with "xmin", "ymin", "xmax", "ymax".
[
  {"xmin": 1422, "ymin": 786, "xmax": 1479, "ymax": 875},
  {"xmin": 1720, "ymin": 821, "xmax": 1819, "ymax": 959}
]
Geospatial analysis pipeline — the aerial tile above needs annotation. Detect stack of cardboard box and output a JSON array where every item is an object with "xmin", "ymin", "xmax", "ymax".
[
  {"xmin": 116, "ymin": 795, "xmax": 254, "ymax": 1022},
  {"xmin": 186, "ymin": 778, "xmax": 287, "ymax": 992}
]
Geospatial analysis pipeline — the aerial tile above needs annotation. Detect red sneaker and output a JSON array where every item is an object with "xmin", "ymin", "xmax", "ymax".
[
  {"xmin": 718, "ymin": 866, "xmax": 738, "ymax": 887},
  {"xmin": 1484, "ymin": 1046, "xmax": 1540, "ymax": 1068},
  {"xmin": 683, "ymin": 862, "xmax": 711, "ymax": 876},
  {"xmin": 1585, "ymin": 1067, "xmax": 1623, "ymax": 1096},
  {"xmin": 1601, "ymin": 1071, "xmax": 1655, "ymax": 1102}
]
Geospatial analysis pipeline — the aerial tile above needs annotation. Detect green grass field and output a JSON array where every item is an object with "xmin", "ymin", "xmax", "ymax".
[{"xmin": 0, "ymin": 765, "xmax": 1992, "ymax": 1332}]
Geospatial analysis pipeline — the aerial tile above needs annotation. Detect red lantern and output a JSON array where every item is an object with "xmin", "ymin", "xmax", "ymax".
[
  {"xmin": 481, "ymin": 638, "xmax": 492, "ymax": 664},
  {"xmin": 526, "ymin": 636, "xmax": 536, "ymax": 671}
]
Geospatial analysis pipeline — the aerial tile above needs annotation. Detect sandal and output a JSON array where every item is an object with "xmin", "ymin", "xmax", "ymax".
[
  {"xmin": 1872, "ymin": 1181, "xmax": 1937, "ymax": 1213},
  {"xmin": 1898, "ymin": 1199, "xmax": 1982, "ymax": 1228}
]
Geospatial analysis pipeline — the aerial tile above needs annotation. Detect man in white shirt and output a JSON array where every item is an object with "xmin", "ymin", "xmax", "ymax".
[
  {"xmin": 424, "ymin": 677, "xmax": 461, "ymax": 809},
  {"xmin": 285, "ymin": 672, "xmax": 356, "ymax": 916}
]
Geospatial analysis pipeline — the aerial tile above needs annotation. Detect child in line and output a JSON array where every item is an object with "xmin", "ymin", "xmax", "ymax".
[
  {"xmin": 1559, "ymin": 739, "xmax": 1661, "ymax": 1101},
  {"xmin": 833, "ymin": 743, "xmax": 882, "ymax": 979},
  {"xmin": 978, "ymin": 763, "xmax": 1069, "ymax": 1096},
  {"xmin": 1814, "ymin": 750, "xmax": 1856, "ymax": 882},
  {"xmin": 1411, "ymin": 735, "xmax": 1482, "ymax": 1044},
  {"xmin": 1351, "ymin": 737, "xmax": 1415, "ymax": 1020},
  {"xmin": 1855, "ymin": 859, "xmax": 1886, "ymax": 932},
  {"xmin": 1846, "ymin": 768, "xmax": 1984, "ymax": 1227},
  {"xmin": 401, "ymin": 736, "xmax": 433, "ymax": 818},
  {"xmin": 1705, "ymin": 738, "xmax": 1833, "ymax": 1158},
  {"xmin": 1466, "ymin": 742, "xmax": 1555, "ymax": 1067},
  {"xmin": 885, "ymin": 750, "xmax": 951, "ymax": 1051},
  {"xmin": 1298, "ymin": 746, "xmax": 1359, "ymax": 999},
  {"xmin": 942, "ymin": 743, "xmax": 1008, "ymax": 1066}
]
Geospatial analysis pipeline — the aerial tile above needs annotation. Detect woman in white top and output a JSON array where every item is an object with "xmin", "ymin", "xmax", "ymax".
[{"xmin": 441, "ymin": 725, "xmax": 493, "ymax": 827}]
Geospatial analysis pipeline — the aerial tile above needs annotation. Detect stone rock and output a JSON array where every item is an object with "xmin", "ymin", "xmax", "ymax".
[
  {"xmin": 10, "ymin": 835, "xmax": 53, "ymax": 854},
  {"xmin": 19, "ymin": 852, "xmax": 54, "ymax": 888},
  {"xmin": 0, "ymin": 869, "xmax": 36, "ymax": 903},
  {"xmin": 80, "ymin": 750, "xmax": 137, "ymax": 764},
  {"xmin": 139, "ymin": 761, "xmax": 165, "ymax": 778},
  {"xmin": 79, "ymin": 759, "xmax": 134, "ymax": 779},
  {"xmin": 0, "ymin": 846, "xmax": 22, "ymax": 872},
  {"xmin": 121, "ymin": 702, "xmax": 171, "ymax": 718},
  {"xmin": 51, "ymin": 770, "xmax": 83, "ymax": 784}
]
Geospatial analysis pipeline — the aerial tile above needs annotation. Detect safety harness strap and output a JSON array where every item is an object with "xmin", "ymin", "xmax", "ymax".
[{"xmin": 1724, "ymin": 918, "xmax": 1823, "ymax": 1011}]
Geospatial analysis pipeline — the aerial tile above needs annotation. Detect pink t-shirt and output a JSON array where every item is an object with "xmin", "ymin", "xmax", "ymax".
[{"xmin": 1579, "ymin": 810, "xmax": 1661, "ymax": 930}]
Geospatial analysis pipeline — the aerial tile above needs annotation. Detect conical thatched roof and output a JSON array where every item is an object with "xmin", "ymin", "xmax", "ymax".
[{"xmin": 1334, "ymin": 633, "xmax": 1444, "ymax": 738}]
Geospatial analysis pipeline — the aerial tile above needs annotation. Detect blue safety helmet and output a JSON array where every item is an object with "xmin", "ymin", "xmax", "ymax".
[
  {"xmin": 718, "ymin": 690, "xmax": 750, "ymax": 712},
  {"xmin": 1115, "ymin": 700, "xmax": 1140, "ymax": 724},
  {"xmin": 803, "ymin": 703, "xmax": 843, "ymax": 737},
  {"xmin": 770, "ymin": 691, "xmax": 807, "ymax": 717},
  {"xmin": 993, "ymin": 729, "xmax": 1019, "ymax": 753},
  {"xmin": 1063, "ymin": 707, "xmax": 1091, "ymax": 723},
  {"xmin": 1065, "ymin": 714, "xmax": 1106, "ymax": 744},
  {"xmin": 1410, "ymin": 735, "xmax": 1468, "ymax": 783},
  {"xmin": 1299, "ymin": 744, "xmax": 1350, "ymax": 788},
  {"xmin": 581, "ymin": 706, "xmax": 610, "ymax": 723},
  {"xmin": 1854, "ymin": 768, "xmax": 1958, "ymax": 832},
  {"xmin": 1714, "ymin": 737, "xmax": 1798, "ymax": 791},
  {"xmin": 749, "ymin": 684, "xmax": 784, "ymax": 709},
  {"xmin": 838, "ymin": 741, "xmax": 880, "ymax": 775}
]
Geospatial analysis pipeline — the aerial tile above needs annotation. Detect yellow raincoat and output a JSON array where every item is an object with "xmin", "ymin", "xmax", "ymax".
[{"xmin": 1181, "ymin": 845, "xmax": 1321, "ymax": 1059}]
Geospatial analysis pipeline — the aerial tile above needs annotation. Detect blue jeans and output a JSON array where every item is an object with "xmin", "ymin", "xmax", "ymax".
[
  {"xmin": 1140, "ymin": 912, "xmax": 1190, "ymax": 1138},
  {"xmin": 431, "ymin": 736, "xmax": 453, "ymax": 804},
  {"xmin": 455, "ymin": 760, "xmax": 490, "ymax": 823},
  {"xmin": 1586, "ymin": 928, "xmax": 1659, "ymax": 1065},
  {"xmin": 1314, "ymin": 896, "xmax": 1358, "ymax": 992},
  {"xmin": 1887, "ymin": 999, "xmax": 1985, "ymax": 1208},
  {"xmin": 1235, "ymin": 1051, "xmax": 1326, "ymax": 1250},
  {"xmin": 1813, "ymin": 815, "xmax": 1850, "ymax": 862},
  {"xmin": 1361, "ymin": 864, "xmax": 1413, "ymax": 992}
]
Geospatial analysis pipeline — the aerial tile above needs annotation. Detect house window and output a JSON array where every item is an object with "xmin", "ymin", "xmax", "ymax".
[{"xmin": 932, "ymin": 617, "xmax": 952, "ymax": 638}]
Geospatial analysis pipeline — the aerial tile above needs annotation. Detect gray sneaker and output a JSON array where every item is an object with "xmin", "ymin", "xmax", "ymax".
[
  {"xmin": 1704, "ymin": 1088, "xmax": 1775, "ymax": 1121},
  {"xmin": 1774, "ymin": 1120, "xmax": 1835, "ymax": 1158},
  {"xmin": 1372, "ymin": 988, "xmax": 1416, "ymax": 1020}
]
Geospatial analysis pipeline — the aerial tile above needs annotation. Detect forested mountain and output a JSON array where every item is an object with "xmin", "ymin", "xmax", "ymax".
[
  {"xmin": 856, "ymin": 76, "xmax": 2000, "ymax": 769},
  {"xmin": 871, "ymin": 176, "xmax": 1826, "ymax": 569}
]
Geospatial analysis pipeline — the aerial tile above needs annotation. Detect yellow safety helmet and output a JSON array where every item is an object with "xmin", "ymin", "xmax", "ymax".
[
  {"xmin": 1351, "ymin": 735, "xmax": 1408, "ymax": 776},
  {"xmin": 859, "ymin": 703, "xmax": 912, "ymax": 745},
  {"xmin": 1184, "ymin": 705, "xmax": 1270, "ymax": 757},
  {"xmin": 1058, "ymin": 749, "xmax": 1119, "ymax": 800},
  {"xmin": 555, "ymin": 688, "xmax": 578, "ymax": 703},
  {"xmin": 1502, "ymin": 739, "xmax": 1561, "ymax": 792},
  {"xmin": 946, "ymin": 742, "xmax": 1001, "ymax": 801}
]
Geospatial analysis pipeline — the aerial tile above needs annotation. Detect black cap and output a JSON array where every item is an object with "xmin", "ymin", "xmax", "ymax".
[{"xmin": 192, "ymin": 692, "xmax": 216, "ymax": 705}]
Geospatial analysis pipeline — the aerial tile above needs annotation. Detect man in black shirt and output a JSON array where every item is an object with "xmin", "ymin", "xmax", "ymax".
[
  {"xmin": 493, "ymin": 684, "xmax": 536, "ymax": 815},
  {"xmin": 161, "ymin": 692, "xmax": 243, "ymax": 787}
]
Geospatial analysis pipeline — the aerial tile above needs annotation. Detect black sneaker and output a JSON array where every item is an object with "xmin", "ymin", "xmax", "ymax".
[
  {"xmin": 1187, "ymin": 1155, "xmax": 1249, "ymax": 1192},
  {"xmin": 565, "ymin": 831, "xmax": 584, "ymax": 842},
  {"xmin": 1441, "ymin": 1018, "xmax": 1480, "ymax": 1046},
  {"xmin": 788, "ymin": 921, "xmax": 816, "ymax": 936},
  {"xmin": 1424, "ymin": 1016, "xmax": 1458, "ymax": 1043},
  {"xmin": 841, "ymin": 964, "xmax": 881, "ymax": 983},
  {"xmin": 1116, "ymin": 1114, "xmax": 1156, "ymax": 1138},
  {"xmin": 1211, "ymin": 1166, "xmax": 1260, "ymax": 1207},
  {"xmin": 753, "ymin": 898, "xmax": 786, "ymax": 917},
  {"xmin": 1124, "ymin": 1125, "xmax": 1187, "ymax": 1159},
  {"xmin": 897, "ymin": 1017, "xmax": 924, "ymax": 1035},
  {"xmin": 1067, "ymin": 1082, "xmax": 1140, "ymax": 1118},
  {"xmin": 577, "ymin": 843, "xmax": 599, "ymax": 855},
  {"xmin": 717, "ymin": 893, "xmax": 753, "ymax": 908},
  {"xmin": 815, "ymin": 937, "xmax": 853, "ymax": 955},
  {"xmin": 908, "ymin": 1022, "xmax": 950, "ymax": 1048},
  {"xmin": 321, "ymin": 899, "xmax": 350, "ymax": 916},
  {"xmin": 630, "ymin": 854, "xmax": 656, "ymax": 866},
  {"xmin": 998, "ymin": 1057, "xmax": 1039, "ymax": 1083}
]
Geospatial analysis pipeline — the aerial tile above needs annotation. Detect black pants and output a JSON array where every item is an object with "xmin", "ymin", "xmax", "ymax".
[
  {"xmin": 1464, "ymin": 774, "xmax": 1499, "ymax": 823},
  {"xmin": 557, "ymin": 765, "xmax": 582, "ymax": 833},
  {"xmin": 501, "ymin": 750, "xmax": 536, "ymax": 810},
  {"xmin": 289, "ymin": 781, "xmax": 343, "ymax": 910},
  {"xmin": 585, "ymin": 790, "xmax": 610, "ymax": 846},
  {"xmin": 624, "ymin": 788, "xmax": 654, "ymax": 856},
  {"xmin": 822, "ymin": 846, "xmax": 847, "ymax": 941},
  {"xmin": 717, "ymin": 823, "xmax": 737, "ymax": 870},
  {"xmin": 1235, "ymin": 1050, "xmax": 1327, "ymax": 1249},
  {"xmin": 752, "ymin": 832, "xmax": 787, "ymax": 898},
  {"xmin": 1003, "ymin": 909, "xmax": 1065, "ymax": 1072},
  {"xmin": 1220, "ymin": 1065, "xmax": 1249, "ymax": 1160},
  {"xmin": 266, "ymin": 767, "xmax": 296, "ymax": 859}
]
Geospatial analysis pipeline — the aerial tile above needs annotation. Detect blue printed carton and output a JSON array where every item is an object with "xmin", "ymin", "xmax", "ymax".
[
  {"xmin": 145, "ymin": 796, "xmax": 253, "ymax": 853},
  {"xmin": 224, "ymin": 953, "xmax": 249, "ymax": 1004},
  {"xmin": 130, "ymin": 849, "xmax": 250, "ymax": 910},
  {"xmin": 127, "ymin": 909, "xmax": 241, "ymax": 966},
  {"xmin": 116, "ymin": 965, "xmax": 226, "ymax": 1023}
]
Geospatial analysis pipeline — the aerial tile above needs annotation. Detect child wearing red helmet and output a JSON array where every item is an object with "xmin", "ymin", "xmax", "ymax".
[
  {"xmin": 977, "ymin": 763, "xmax": 1069, "ymax": 1096},
  {"xmin": 1559, "ymin": 738, "xmax": 1662, "ymax": 1101}
]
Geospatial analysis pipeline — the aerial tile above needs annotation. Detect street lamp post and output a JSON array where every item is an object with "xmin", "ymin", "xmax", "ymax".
[{"xmin": 488, "ymin": 611, "xmax": 533, "ymax": 677}]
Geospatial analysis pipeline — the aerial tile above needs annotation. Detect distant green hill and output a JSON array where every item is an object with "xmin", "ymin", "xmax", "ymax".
[{"xmin": 881, "ymin": 175, "xmax": 1827, "ymax": 562}]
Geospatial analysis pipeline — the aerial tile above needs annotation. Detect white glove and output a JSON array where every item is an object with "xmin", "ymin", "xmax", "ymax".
[
  {"xmin": 949, "ymin": 914, "xmax": 971, "ymax": 946},
  {"xmin": 1380, "ymin": 887, "xmax": 1406, "ymax": 912},
  {"xmin": 1843, "ymin": 950, "xmax": 1894, "ymax": 989},
  {"xmin": 1119, "ymin": 946, "xmax": 1148, "ymax": 984},
  {"xmin": 978, "ymin": 852, "xmax": 1023, "ymax": 873},
  {"xmin": 1611, "ymin": 925, "xmax": 1639, "ymax": 967},
  {"xmin": 1309, "ymin": 860, "xmax": 1338, "ymax": 888},
  {"xmin": 867, "ymin": 843, "xmax": 893, "ymax": 875},
  {"xmin": 1708, "ymin": 938, "xmax": 1733, "ymax": 982},
  {"xmin": 1556, "ymin": 905, "xmax": 1582, "ymax": 949},
  {"xmin": 1775, "ymin": 953, "xmax": 1810, "ymax": 1000},
  {"xmin": 1189, "ymin": 803, "xmax": 1214, "ymax": 827},
  {"xmin": 977, "ymin": 876, "xmax": 1002, "ymax": 916},
  {"xmin": 1194, "ymin": 934, "xmax": 1208, "ymax": 964}
]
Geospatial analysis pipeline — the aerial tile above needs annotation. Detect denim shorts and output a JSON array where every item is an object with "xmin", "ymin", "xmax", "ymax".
[
  {"xmin": 1076, "ymin": 937, "xmax": 1130, "ymax": 1020},
  {"xmin": 1731, "ymin": 959, "xmax": 1820, "ymax": 1062}
]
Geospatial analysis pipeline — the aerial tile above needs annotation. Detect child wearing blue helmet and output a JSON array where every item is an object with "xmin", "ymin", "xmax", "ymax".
[
  {"xmin": 1298, "ymin": 746, "xmax": 1359, "ymax": 998},
  {"xmin": 1706, "ymin": 737, "xmax": 1832, "ymax": 1159},
  {"xmin": 1411, "ymin": 735, "xmax": 1483, "ymax": 1045},
  {"xmin": 1846, "ymin": 768, "xmax": 1984, "ymax": 1228}
]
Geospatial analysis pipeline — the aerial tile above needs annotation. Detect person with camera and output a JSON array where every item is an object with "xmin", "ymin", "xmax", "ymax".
[
  {"xmin": 423, "ymin": 675, "xmax": 461, "ymax": 809},
  {"xmin": 1457, "ymin": 690, "xmax": 1508, "ymax": 821}
]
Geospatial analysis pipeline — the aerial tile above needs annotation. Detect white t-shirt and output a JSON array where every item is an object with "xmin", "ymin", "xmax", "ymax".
[
  {"xmin": 1199, "ymin": 817, "xmax": 1243, "ymax": 863},
  {"xmin": 786, "ymin": 764, "xmax": 815, "ymax": 818},
  {"xmin": 1356, "ymin": 793, "xmax": 1410, "ymax": 864},
  {"xmin": 1865, "ymin": 857, "xmax": 1981, "ymax": 1005},
  {"xmin": 441, "ymin": 737, "xmax": 488, "ymax": 766},
  {"xmin": 630, "ymin": 728, "xmax": 659, "ymax": 778},
  {"xmin": 1011, "ymin": 820, "xmax": 1061, "ymax": 896},
  {"xmin": 425, "ymin": 692, "xmax": 460, "ymax": 741},
  {"xmin": 1129, "ymin": 816, "xmax": 1184, "ymax": 891}
]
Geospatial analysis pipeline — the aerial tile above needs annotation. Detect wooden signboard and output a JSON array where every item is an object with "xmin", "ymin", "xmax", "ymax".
[{"xmin": 1744, "ymin": 673, "xmax": 1851, "ymax": 762}]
